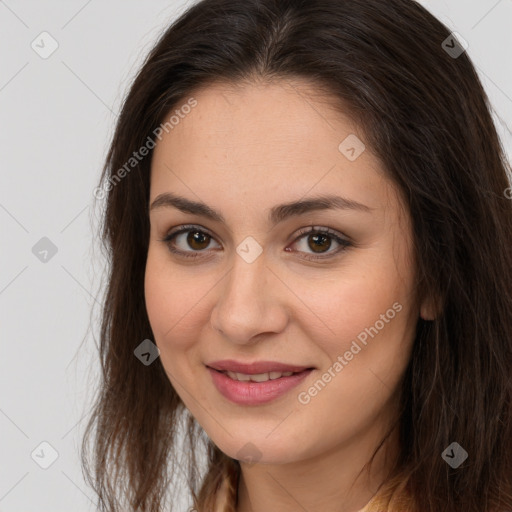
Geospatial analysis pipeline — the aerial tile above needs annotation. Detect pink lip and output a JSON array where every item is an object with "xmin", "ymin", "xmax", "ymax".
[
  {"xmin": 207, "ymin": 366, "xmax": 314, "ymax": 405},
  {"xmin": 206, "ymin": 359, "xmax": 312, "ymax": 374}
]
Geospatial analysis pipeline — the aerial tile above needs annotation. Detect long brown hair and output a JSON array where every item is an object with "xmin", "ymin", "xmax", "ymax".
[{"xmin": 81, "ymin": 0, "xmax": 512, "ymax": 510}]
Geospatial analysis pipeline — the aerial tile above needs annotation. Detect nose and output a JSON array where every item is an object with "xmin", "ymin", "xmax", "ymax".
[{"xmin": 209, "ymin": 252, "xmax": 289, "ymax": 345}]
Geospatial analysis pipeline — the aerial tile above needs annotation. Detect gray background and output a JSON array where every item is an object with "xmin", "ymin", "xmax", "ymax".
[{"xmin": 1, "ymin": 1, "xmax": 511, "ymax": 511}]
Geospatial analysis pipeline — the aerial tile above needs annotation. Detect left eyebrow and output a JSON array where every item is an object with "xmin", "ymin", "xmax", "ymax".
[{"xmin": 149, "ymin": 192, "xmax": 373, "ymax": 225}]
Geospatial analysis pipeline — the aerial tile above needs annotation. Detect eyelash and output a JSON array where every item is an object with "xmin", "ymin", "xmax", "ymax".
[{"xmin": 159, "ymin": 224, "xmax": 352, "ymax": 262}]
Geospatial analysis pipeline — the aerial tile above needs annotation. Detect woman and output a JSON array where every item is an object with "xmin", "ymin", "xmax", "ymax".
[{"xmin": 82, "ymin": 0, "xmax": 512, "ymax": 511}]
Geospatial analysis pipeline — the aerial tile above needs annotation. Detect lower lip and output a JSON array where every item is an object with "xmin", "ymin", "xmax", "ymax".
[{"xmin": 207, "ymin": 367, "xmax": 313, "ymax": 405}]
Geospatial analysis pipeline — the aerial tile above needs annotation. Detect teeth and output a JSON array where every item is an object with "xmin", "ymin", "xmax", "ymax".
[
  {"xmin": 248, "ymin": 372, "xmax": 269, "ymax": 382},
  {"xmin": 225, "ymin": 370, "xmax": 295, "ymax": 382}
]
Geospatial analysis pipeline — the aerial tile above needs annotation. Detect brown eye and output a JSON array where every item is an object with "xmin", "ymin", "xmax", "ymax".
[
  {"xmin": 307, "ymin": 233, "xmax": 332, "ymax": 253},
  {"xmin": 290, "ymin": 226, "xmax": 352, "ymax": 261},
  {"xmin": 186, "ymin": 230, "xmax": 211, "ymax": 250},
  {"xmin": 162, "ymin": 225, "xmax": 220, "ymax": 259}
]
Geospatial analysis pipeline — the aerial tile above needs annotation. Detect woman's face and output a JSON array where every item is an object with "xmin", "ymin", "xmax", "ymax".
[{"xmin": 145, "ymin": 79, "xmax": 423, "ymax": 465}]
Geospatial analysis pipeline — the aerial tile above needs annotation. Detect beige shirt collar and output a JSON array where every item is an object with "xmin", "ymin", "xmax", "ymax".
[{"xmin": 213, "ymin": 474, "xmax": 411, "ymax": 511}]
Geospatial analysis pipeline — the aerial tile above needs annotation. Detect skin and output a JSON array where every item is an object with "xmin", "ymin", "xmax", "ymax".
[{"xmin": 145, "ymin": 78, "xmax": 433, "ymax": 512}]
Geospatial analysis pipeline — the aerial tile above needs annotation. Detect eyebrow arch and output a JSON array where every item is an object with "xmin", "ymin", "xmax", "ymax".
[{"xmin": 149, "ymin": 192, "xmax": 373, "ymax": 225}]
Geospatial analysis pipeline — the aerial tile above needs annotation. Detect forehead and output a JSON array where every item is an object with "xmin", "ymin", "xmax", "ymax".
[
  {"xmin": 149, "ymin": 79, "xmax": 395, "ymax": 217},
  {"xmin": 155, "ymin": 78, "xmax": 362, "ymax": 156}
]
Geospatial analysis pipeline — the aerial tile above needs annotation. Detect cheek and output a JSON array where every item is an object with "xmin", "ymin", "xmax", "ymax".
[
  {"xmin": 144, "ymin": 255, "xmax": 203, "ymax": 401},
  {"xmin": 297, "ymin": 267, "xmax": 407, "ymax": 357},
  {"xmin": 144, "ymin": 256, "xmax": 172, "ymax": 340},
  {"xmin": 292, "ymin": 285, "xmax": 413, "ymax": 453},
  {"xmin": 145, "ymin": 249, "xmax": 193, "ymax": 340},
  {"xmin": 144, "ymin": 251, "xmax": 214, "ymax": 378},
  {"xmin": 291, "ymin": 247, "xmax": 415, "ymax": 414}
]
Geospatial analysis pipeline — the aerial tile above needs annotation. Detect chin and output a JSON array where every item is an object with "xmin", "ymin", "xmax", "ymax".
[{"xmin": 207, "ymin": 431, "xmax": 305, "ymax": 466}]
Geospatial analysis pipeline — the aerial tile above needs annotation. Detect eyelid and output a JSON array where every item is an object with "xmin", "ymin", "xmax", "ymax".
[
  {"xmin": 292, "ymin": 225, "xmax": 351, "ymax": 244},
  {"xmin": 164, "ymin": 223, "xmax": 216, "ymax": 239}
]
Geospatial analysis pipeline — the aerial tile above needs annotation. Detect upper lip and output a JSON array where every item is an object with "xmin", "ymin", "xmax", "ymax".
[{"xmin": 206, "ymin": 360, "xmax": 313, "ymax": 374}]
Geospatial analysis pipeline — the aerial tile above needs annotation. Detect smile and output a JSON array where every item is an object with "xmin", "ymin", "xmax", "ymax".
[{"xmin": 207, "ymin": 366, "xmax": 314, "ymax": 405}]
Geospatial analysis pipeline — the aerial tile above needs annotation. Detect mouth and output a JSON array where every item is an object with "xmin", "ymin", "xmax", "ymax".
[{"xmin": 205, "ymin": 361, "xmax": 315, "ymax": 405}]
